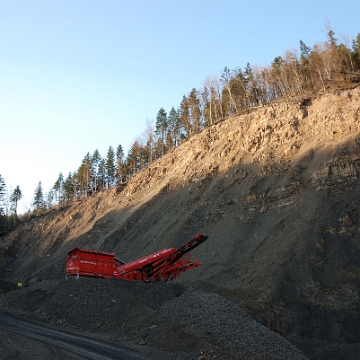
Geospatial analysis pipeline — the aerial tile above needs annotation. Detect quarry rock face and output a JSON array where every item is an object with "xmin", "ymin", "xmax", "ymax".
[{"xmin": 1, "ymin": 86, "xmax": 360, "ymax": 359}]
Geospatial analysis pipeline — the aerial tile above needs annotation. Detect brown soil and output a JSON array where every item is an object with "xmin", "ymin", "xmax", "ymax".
[{"xmin": 1, "ymin": 86, "xmax": 360, "ymax": 359}]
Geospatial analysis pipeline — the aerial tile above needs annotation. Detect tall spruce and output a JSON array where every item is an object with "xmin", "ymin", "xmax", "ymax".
[
  {"xmin": 53, "ymin": 173, "xmax": 64, "ymax": 207},
  {"xmin": 91, "ymin": 149, "xmax": 101, "ymax": 193},
  {"xmin": 33, "ymin": 181, "xmax": 45, "ymax": 215},
  {"xmin": 62, "ymin": 173, "xmax": 74, "ymax": 203},
  {"xmin": 155, "ymin": 108, "xmax": 168, "ymax": 156},
  {"xmin": 79, "ymin": 153, "xmax": 91, "ymax": 198},
  {"xmin": 98, "ymin": 158, "xmax": 106, "ymax": 190},
  {"xmin": 300, "ymin": 40, "xmax": 311, "ymax": 59},
  {"xmin": 116, "ymin": 144, "xmax": 125, "ymax": 184},
  {"xmin": 10, "ymin": 185, "xmax": 22, "ymax": 215},
  {"xmin": 106, "ymin": 146, "xmax": 116, "ymax": 188},
  {"xmin": 0, "ymin": 175, "xmax": 6, "ymax": 216},
  {"xmin": 0, "ymin": 175, "xmax": 6, "ymax": 233},
  {"xmin": 179, "ymin": 96, "xmax": 191, "ymax": 139},
  {"xmin": 46, "ymin": 189, "xmax": 55, "ymax": 209},
  {"xmin": 188, "ymin": 88, "xmax": 202, "ymax": 133},
  {"xmin": 168, "ymin": 107, "xmax": 180, "ymax": 148}
]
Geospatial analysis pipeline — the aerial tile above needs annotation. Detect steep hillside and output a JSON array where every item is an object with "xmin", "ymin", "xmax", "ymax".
[{"xmin": 1, "ymin": 86, "xmax": 360, "ymax": 359}]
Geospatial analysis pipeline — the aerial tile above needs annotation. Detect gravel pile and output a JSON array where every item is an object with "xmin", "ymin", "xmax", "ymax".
[
  {"xmin": 0, "ymin": 278, "xmax": 309, "ymax": 359},
  {"xmin": 160, "ymin": 288, "xmax": 309, "ymax": 360}
]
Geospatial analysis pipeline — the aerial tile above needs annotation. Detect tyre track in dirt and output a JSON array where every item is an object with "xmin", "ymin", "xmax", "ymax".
[{"xmin": 0, "ymin": 311, "xmax": 173, "ymax": 360}]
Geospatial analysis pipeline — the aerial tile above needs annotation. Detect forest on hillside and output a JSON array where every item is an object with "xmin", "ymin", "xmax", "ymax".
[{"xmin": 1, "ymin": 26, "xmax": 360, "ymax": 233}]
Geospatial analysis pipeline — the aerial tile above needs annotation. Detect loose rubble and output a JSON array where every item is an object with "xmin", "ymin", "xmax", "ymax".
[
  {"xmin": 161, "ymin": 289, "xmax": 309, "ymax": 360},
  {"xmin": 0, "ymin": 278, "xmax": 308, "ymax": 359}
]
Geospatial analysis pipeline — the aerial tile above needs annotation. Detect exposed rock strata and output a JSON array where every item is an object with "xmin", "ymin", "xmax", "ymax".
[{"xmin": 1, "ymin": 86, "xmax": 360, "ymax": 359}]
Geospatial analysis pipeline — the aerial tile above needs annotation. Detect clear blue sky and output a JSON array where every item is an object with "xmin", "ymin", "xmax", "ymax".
[{"xmin": 1, "ymin": 0, "xmax": 359, "ymax": 213}]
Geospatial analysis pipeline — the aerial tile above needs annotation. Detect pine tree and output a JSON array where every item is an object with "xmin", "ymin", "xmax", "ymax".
[
  {"xmin": 98, "ymin": 158, "xmax": 106, "ymax": 190},
  {"xmin": 300, "ymin": 40, "xmax": 311, "ymax": 59},
  {"xmin": 167, "ymin": 107, "xmax": 180, "ymax": 148},
  {"xmin": 10, "ymin": 185, "xmax": 22, "ymax": 215},
  {"xmin": 144, "ymin": 118, "xmax": 155, "ymax": 164},
  {"xmin": 91, "ymin": 149, "xmax": 101, "ymax": 193},
  {"xmin": 106, "ymin": 146, "xmax": 116, "ymax": 188},
  {"xmin": 188, "ymin": 88, "xmax": 202, "ymax": 133},
  {"xmin": 46, "ymin": 189, "xmax": 55, "ymax": 209},
  {"xmin": 127, "ymin": 140, "xmax": 141, "ymax": 175},
  {"xmin": 0, "ymin": 175, "xmax": 6, "ymax": 216},
  {"xmin": 155, "ymin": 108, "xmax": 168, "ymax": 156},
  {"xmin": 33, "ymin": 181, "xmax": 45, "ymax": 215},
  {"xmin": 53, "ymin": 173, "xmax": 64, "ymax": 207},
  {"xmin": 179, "ymin": 96, "xmax": 191, "ymax": 139},
  {"xmin": 299, "ymin": 40, "xmax": 314, "ymax": 90},
  {"xmin": 326, "ymin": 29, "xmax": 337, "ymax": 48},
  {"xmin": 116, "ymin": 144, "xmax": 125, "ymax": 184},
  {"xmin": 62, "ymin": 173, "xmax": 74, "ymax": 203},
  {"xmin": 79, "ymin": 153, "xmax": 91, "ymax": 198},
  {"xmin": 72, "ymin": 172, "xmax": 79, "ymax": 202},
  {"xmin": 271, "ymin": 56, "xmax": 287, "ymax": 97}
]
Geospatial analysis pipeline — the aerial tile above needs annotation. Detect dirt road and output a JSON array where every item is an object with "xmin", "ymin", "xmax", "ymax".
[{"xmin": 0, "ymin": 311, "xmax": 173, "ymax": 360}]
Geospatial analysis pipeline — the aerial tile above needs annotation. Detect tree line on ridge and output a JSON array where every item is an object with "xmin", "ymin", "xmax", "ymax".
[{"xmin": 1, "ymin": 25, "xmax": 360, "ymax": 233}]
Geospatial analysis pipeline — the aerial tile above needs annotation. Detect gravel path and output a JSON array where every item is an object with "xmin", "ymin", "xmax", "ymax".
[{"xmin": 160, "ymin": 288, "xmax": 309, "ymax": 360}]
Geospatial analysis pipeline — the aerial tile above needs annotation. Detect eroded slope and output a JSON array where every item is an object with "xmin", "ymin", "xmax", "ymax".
[{"xmin": 1, "ymin": 86, "xmax": 360, "ymax": 359}]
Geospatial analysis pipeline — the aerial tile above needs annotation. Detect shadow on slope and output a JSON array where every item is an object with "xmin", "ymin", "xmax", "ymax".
[{"xmin": 1, "ymin": 134, "xmax": 360, "ymax": 359}]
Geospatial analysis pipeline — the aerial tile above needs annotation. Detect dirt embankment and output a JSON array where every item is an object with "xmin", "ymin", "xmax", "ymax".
[{"xmin": 1, "ymin": 86, "xmax": 360, "ymax": 359}]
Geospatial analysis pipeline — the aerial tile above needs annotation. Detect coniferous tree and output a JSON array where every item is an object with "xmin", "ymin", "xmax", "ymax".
[
  {"xmin": 326, "ymin": 28, "xmax": 337, "ymax": 48},
  {"xmin": 91, "ymin": 149, "xmax": 101, "ymax": 193},
  {"xmin": 230, "ymin": 67, "xmax": 244, "ymax": 110},
  {"xmin": 116, "ymin": 144, "xmax": 125, "ymax": 184},
  {"xmin": 299, "ymin": 40, "xmax": 314, "ymax": 90},
  {"xmin": 33, "ymin": 181, "xmax": 45, "ymax": 215},
  {"xmin": 62, "ymin": 173, "xmax": 74, "ymax": 203},
  {"xmin": 167, "ymin": 107, "xmax": 180, "ymax": 148},
  {"xmin": 271, "ymin": 56, "xmax": 287, "ymax": 97},
  {"xmin": 244, "ymin": 63, "xmax": 262, "ymax": 105},
  {"xmin": 127, "ymin": 140, "xmax": 141, "ymax": 174},
  {"xmin": 10, "ymin": 185, "xmax": 22, "ymax": 216},
  {"xmin": 179, "ymin": 95, "xmax": 191, "ymax": 139},
  {"xmin": 53, "ymin": 173, "xmax": 64, "ymax": 207},
  {"xmin": 144, "ymin": 118, "xmax": 155, "ymax": 165},
  {"xmin": 325, "ymin": 25, "xmax": 340, "ymax": 79},
  {"xmin": 155, "ymin": 108, "xmax": 168, "ymax": 156},
  {"xmin": 139, "ymin": 141, "xmax": 149, "ymax": 171},
  {"xmin": 0, "ymin": 175, "xmax": 6, "ymax": 233},
  {"xmin": 200, "ymin": 85, "xmax": 211, "ymax": 127},
  {"xmin": 0, "ymin": 175, "xmax": 6, "ymax": 216},
  {"xmin": 300, "ymin": 40, "xmax": 311, "ymax": 59},
  {"xmin": 46, "ymin": 189, "xmax": 55, "ymax": 209},
  {"xmin": 21, "ymin": 26, "xmax": 358, "ymax": 214},
  {"xmin": 106, "ymin": 146, "xmax": 116, "ymax": 188},
  {"xmin": 73, "ymin": 172, "xmax": 80, "ymax": 201},
  {"xmin": 78, "ymin": 153, "xmax": 91, "ymax": 198},
  {"xmin": 188, "ymin": 88, "xmax": 202, "ymax": 133},
  {"xmin": 98, "ymin": 158, "xmax": 106, "ymax": 190}
]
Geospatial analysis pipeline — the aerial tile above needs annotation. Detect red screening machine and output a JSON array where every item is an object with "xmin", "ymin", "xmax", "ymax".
[{"xmin": 66, "ymin": 233, "xmax": 208, "ymax": 282}]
